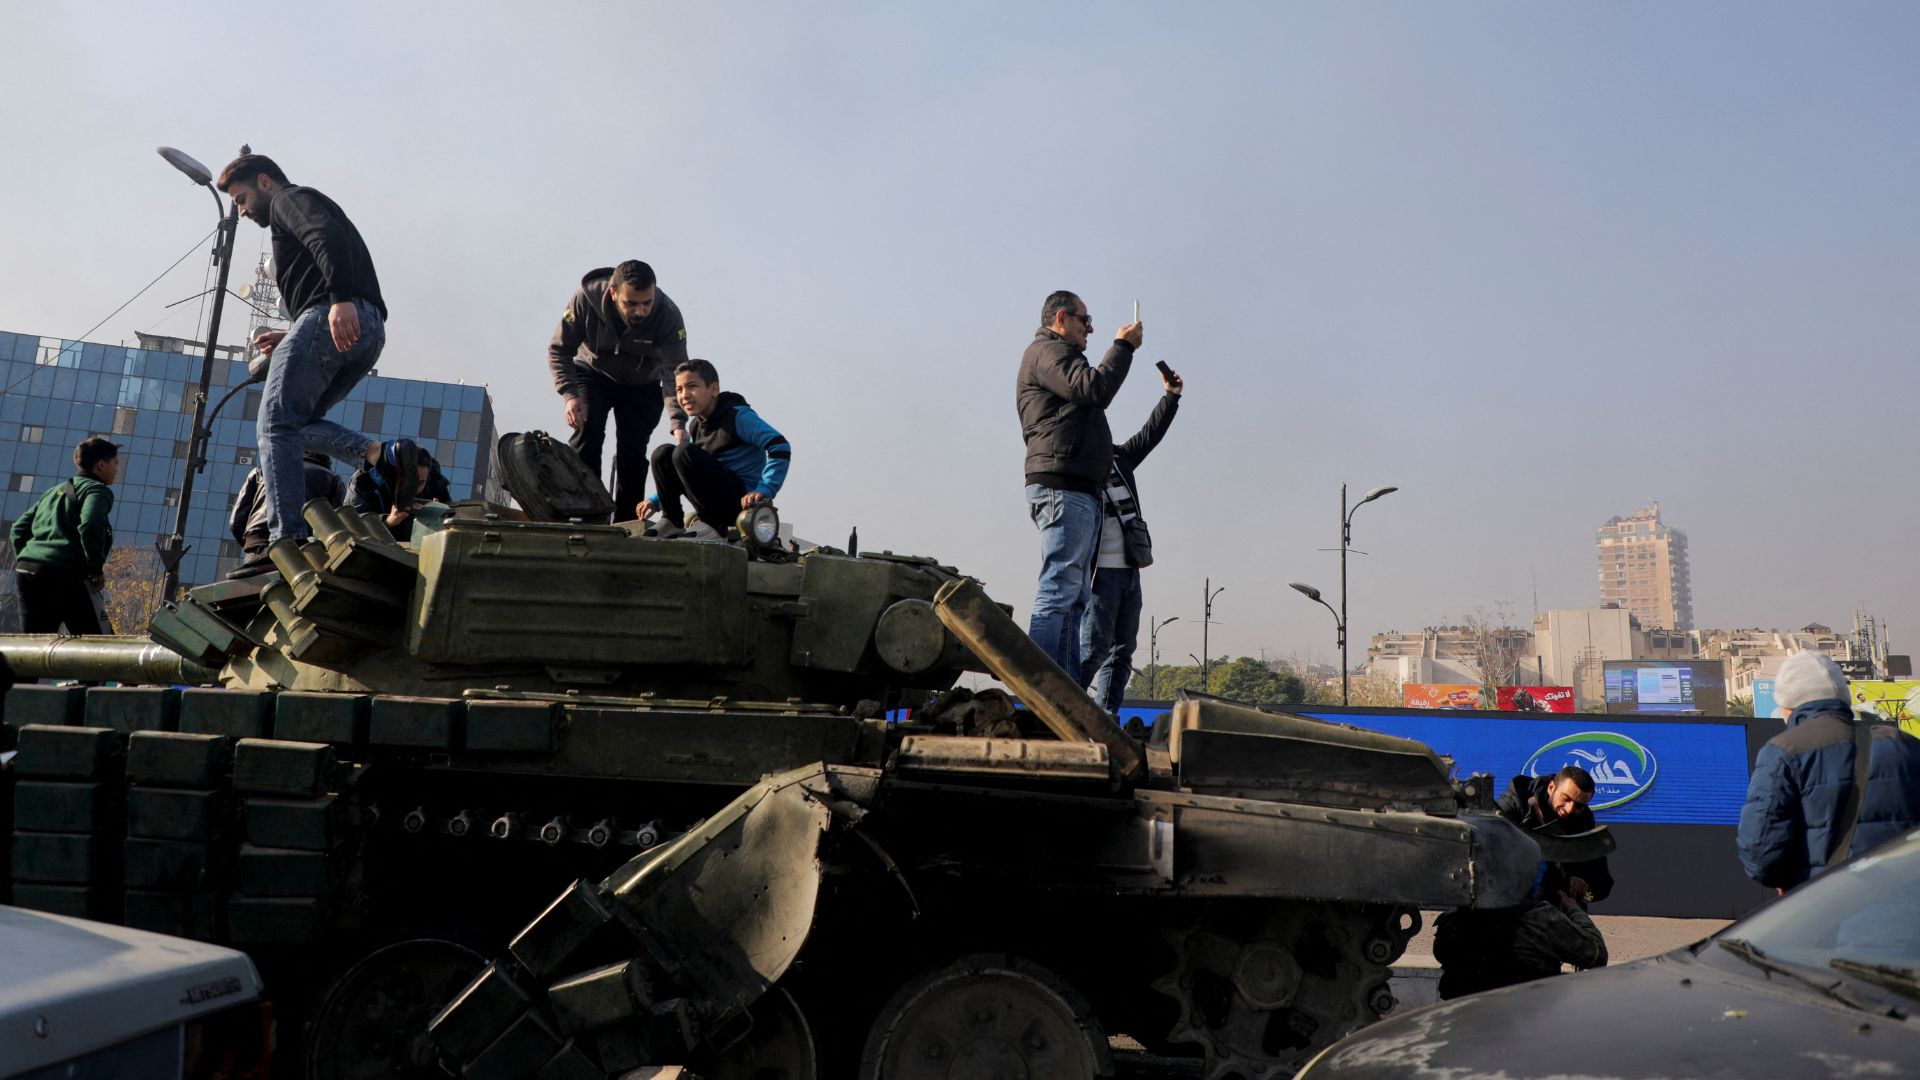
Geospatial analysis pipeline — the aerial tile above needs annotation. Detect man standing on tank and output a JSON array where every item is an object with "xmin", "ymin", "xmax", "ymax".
[
  {"xmin": 548, "ymin": 261, "xmax": 690, "ymax": 523},
  {"xmin": 217, "ymin": 153, "xmax": 426, "ymax": 578},
  {"xmin": 1016, "ymin": 291, "xmax": 1143, "ymax": 681}
]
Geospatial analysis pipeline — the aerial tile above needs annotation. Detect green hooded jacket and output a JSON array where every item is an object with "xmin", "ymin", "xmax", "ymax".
[{"xmin": 9, "ymin": 474, "xmax": 115, "ymax": 576}]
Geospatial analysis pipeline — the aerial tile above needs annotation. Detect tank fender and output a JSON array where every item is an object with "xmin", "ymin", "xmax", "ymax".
[{"xmin": 607, "ymin": 763, "xmax": 840, "ymax": 1028}]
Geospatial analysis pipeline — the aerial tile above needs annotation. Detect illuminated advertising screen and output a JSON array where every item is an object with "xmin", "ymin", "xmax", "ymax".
[
  {"xmin": 1301, "ymin": 710, "xmax": 1749, "ymax": 825},
  {"xmin": 1603, "ymin": 660, "xmax": 1727, "ymax": 715}
]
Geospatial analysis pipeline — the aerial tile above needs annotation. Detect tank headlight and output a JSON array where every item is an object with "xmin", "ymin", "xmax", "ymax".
[{"xmin": 738, "ymin": 504, "xmax": 781, "ymax": 548}]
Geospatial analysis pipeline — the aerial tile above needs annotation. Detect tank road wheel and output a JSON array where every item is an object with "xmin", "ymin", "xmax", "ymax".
[
  {"xmin": 1151, "ymin": 903, "xmax": 1406, "ymax": 1080},
  {"xmin": 706, "ymin": 987, "xmax": 818, "ymax": 1080},
  {"xmin": 305, "ymin": 939, "xmax": 487, "ymax": 1080},
  {"xmin": 859, "ymin": 954, "xmax": 1113, "ymax": 1079}
]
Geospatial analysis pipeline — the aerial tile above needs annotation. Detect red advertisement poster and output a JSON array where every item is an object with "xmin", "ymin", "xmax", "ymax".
[{"xmin": 1497, "ymin": 686, "xmax": 1575, "ymax": 713}]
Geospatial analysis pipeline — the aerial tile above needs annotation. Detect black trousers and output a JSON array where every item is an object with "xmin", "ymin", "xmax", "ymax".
[
  {"xmin": 649, "ymin": 442, "xmax": 747, "ymax": 530},
  {"xmin": 16, "ymin": 567, "xmax": 105, "ymax": 635},
  {"xmin": 568, "ymin": 365, "xmax": 665, "ymax": 523}
]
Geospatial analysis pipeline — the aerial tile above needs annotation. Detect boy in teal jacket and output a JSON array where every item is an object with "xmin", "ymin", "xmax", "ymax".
[{"xmin": 9, "ymin": 437, "xmax": 119, "ymax": 634}]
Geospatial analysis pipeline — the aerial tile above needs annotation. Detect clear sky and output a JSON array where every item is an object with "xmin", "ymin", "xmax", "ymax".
[{"xmin": 3, "ymin": 2, "xmax": 1915, "ymax": 667}]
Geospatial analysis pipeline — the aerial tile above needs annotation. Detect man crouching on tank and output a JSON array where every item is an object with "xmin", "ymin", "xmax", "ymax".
[
  {"xmin": 1500, "ymin": 765, "xmax": 1614, "ymax": 909},
  {"xmin": 637, "ymin": 360, "xmax": 791, "ymax": 539}
]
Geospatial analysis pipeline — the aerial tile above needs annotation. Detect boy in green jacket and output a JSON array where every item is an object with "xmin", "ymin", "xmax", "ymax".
[{"xmin": 9, "ymin": 437, "xmax": 119, "ymax": 634}]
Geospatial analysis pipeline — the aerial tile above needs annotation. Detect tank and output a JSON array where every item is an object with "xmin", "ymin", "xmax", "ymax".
[{"xmin": 0, "ymin": 473, "xmax": 1571, "ymax": 1079}]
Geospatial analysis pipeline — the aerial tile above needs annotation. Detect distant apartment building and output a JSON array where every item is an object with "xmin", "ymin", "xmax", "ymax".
[
  {"xmin": 0, "ymin": 326, "xmax": 501, "ymax": 593},
  {"xmin": 1596, "ymin": 501, "xmax": 1694, "ymax": 630}
]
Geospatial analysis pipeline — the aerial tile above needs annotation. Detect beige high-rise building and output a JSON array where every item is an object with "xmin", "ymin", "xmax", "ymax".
[{"xmin": 1596, "ymin": 502, "xmax": 1694, "ymax": 631}]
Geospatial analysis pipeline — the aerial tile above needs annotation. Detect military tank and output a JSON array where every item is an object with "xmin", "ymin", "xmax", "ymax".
[{"xmin": 0, "ymin": 439, "xmax": 1562, "ymax": 1079}]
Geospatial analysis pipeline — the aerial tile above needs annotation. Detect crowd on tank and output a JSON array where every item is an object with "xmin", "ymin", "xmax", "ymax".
[{"xmin": 10, "ymin": 151, "xmax": 1920, "ymax": 1012}]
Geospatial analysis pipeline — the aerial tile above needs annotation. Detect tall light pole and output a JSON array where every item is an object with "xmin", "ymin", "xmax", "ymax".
[
  {"xmin": 1146, "ymin": 615, "xmax": 1178, "ymax": 698},
  {"xmin": 1289, "ymin": 582, "xmax": 1345, "ymax": 703},
  {"xmin": 155, "ymin": 144, "xmax": 246, "ymax": 602},
  {"xmin": 1200, "ymin": 579, "xmax": 1226, "ymax": 689},
  {"xmin": 1338, "ymin": 483, "xmax": 1398, "ymax": 705}
]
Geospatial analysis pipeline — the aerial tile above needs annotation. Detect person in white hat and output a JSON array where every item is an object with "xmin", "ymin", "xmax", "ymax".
[{"xmin": 1736, "ymin": 651, "xmax": 1920, "ymax": 891}]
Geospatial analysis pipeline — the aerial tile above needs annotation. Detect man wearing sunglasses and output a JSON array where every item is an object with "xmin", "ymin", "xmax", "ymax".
[{"xmin": 1015, "ymin": 291, "xmax": 1144, "ymax": 681}]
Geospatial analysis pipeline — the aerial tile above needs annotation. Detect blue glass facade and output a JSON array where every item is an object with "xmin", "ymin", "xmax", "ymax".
[{"xmin": 0, "ymin": 328, "xmax": 498, "ymax": 587}]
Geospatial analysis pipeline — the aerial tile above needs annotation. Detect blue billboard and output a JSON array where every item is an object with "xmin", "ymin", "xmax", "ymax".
[{"xmin": 1296, "ymin": 710, "xmax": 1749, "ymax": 826}]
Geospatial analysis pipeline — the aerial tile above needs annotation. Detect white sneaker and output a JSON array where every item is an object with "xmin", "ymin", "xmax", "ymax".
[{"xmin": 681, "ymin": 520, "xmax": 722, "ymax": 541}]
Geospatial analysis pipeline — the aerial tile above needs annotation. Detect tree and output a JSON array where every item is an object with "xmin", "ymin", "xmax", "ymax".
[
  {"xmin": 1460, "ymin": 602, "xmax": 1530, "ymax": 705},
  {"xmin": 1210, "ymin": 656, "xmax": 1308, "ymax": 704},
  {"xmin": 1131, "ymin": 656, "xmax": 1310, "ymax": 705},
  {"xmin": 102, "ymin": 547, "xmax": 168, "ymax": 636},
  {"xmin": 1345, "ymin": 670, "xmax": 1403, "ymax": 707}
]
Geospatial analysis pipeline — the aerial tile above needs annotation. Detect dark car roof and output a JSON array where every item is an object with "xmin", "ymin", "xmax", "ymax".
[{"xmin": 1306, "ymin": 946, "xmax": 1919, "ymax": 1079}]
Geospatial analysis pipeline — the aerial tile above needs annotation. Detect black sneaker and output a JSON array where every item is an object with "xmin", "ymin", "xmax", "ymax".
[
  {"xmin": 384, "ymin": 439, "xmax": 432, "ymax": 505},
  {"xmin": 225, "ymin": 551, "xmax": 277, "ymax": 580}
]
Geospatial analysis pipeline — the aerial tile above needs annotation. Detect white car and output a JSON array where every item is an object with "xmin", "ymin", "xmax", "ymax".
[{"xmin": 1, "ymin": 904, "xmax": 267, "ymax": 1078}]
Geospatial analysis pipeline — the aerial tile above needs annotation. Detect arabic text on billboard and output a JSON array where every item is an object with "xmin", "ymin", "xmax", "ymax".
[{"xmin": 1496, "ymin": 686, "xmax": 1575, "ymax": 713}]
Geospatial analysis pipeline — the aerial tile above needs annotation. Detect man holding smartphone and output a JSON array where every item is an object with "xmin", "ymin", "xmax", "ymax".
[{"xmin": 1015, "ymin": 290, "xmax": 1143, "ymax": 681}]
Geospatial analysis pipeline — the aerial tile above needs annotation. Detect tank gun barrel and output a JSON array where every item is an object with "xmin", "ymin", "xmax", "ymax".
[
  {"xmin": 0, "ymin": 635, "xmax": 220, "ymax": 685},
  {"xmin": 932, "ymin": 577, "xmax": 1146, "ymax": 783}
]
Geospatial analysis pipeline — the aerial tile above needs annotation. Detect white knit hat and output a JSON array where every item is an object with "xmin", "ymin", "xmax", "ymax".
[{"xmin": 1774, "ymin": 652, "xmax": 1849, "ymax": 712}]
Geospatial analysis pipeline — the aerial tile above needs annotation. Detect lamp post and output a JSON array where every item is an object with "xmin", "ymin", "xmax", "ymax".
[
  {"xmin": 1289, "ymin": 581, "xmax": 1345, "ymax": 703},
  {"xmin": 1146, "ymin": 615, "xmax": 1178, "ymax": 698},
  {"xmin": 154, "ymin": 145, "xmax": 246, "ymax": 602},
  {"xmin": 1337, "ymin": 483, "xmax": 1398, "ymax": 705},
  {"xmin": 1200, "ymin": 579, "xmax": 1225, "ymax": 690}
]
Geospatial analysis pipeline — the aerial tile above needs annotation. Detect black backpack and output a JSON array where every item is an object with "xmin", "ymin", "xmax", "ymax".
[{"xmin": 494, "ymin": 431, "xmax": 615, "ymax": 524}]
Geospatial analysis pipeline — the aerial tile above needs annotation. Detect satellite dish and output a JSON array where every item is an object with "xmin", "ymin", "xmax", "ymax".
[
  {"xmin": 237, "ymin": 284, "xmax": 253, "ymax": 300},
  {"xmin": 156, "ymin": 146, "xmax": 213, "ymax": 186}
]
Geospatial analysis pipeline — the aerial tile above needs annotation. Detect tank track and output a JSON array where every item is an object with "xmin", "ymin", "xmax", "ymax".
[{"xmin": 1152, "ymin": 900, "xmax": 1421, "ymax": 1080}]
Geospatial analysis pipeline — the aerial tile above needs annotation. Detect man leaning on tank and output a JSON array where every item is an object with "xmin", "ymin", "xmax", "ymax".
[{"xmin": 548, "ymin": 260, "xmax": 690, "ymax": 523}]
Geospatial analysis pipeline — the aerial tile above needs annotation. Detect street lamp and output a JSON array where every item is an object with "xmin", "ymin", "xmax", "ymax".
[
  {"xmin": 1200, "ymin": 578, "xmax": 1225, "ymax": 689},
  {"xmin": 1145, "ymin": 615, "xmax": 1178, "ymax": 698},
  {"xmin": 1289, "ymin": 581, "xmax": 1345, "ymax": 702},
  {"xmin": 154, "ymin": 144, "xmax": 246, "ymax": 602},
  {"xmin": 1336, "ymin": 483, "xmax": 1398, "ymax": 706}
]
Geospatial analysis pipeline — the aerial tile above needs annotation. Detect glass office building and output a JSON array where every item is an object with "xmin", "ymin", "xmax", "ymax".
[{"xmin": 0, "ymin": 327, "xmax": 500, "ymax": 588}]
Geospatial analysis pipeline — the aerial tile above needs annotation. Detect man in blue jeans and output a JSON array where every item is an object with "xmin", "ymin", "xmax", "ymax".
[
  {"xmin": 1080, "ymin": 365, "xmax": 1182, "ymax": 712},
  {"xmin": 216, "ymin": 154, "xmax": 425, "ymax": 576},
  {"xmin": 1015, "ymin": 290, "xmax": 1144, "ymax": 680}
]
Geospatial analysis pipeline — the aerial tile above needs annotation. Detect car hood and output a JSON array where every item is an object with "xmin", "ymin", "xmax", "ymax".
[{"xmin": 1303, "ymin": 946, "xmax": 1920, "ymax": 1079}]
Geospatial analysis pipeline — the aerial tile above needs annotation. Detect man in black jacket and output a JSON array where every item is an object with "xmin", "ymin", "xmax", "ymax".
[
  {"xmin": 217, "ymin": 153, "xmax": 424, "ymax": 576},
  {"xmin": 548, "ymin": 260, "xmax": 690, "ymax": 523},
  {"xmin": 1015, "ymin": 291, "xmax": 1143, "ymax": 681},
  {"xmin": 227, "ymin": 451, "xmax": 346, "ymax": 556},
  {"xmin": 1080, "ymin": 366, "xmax": 1182, "ymax": 711},
  {"xmin": 1499, "ymin": 766, "xmax": 1616, "ymax": 907}
]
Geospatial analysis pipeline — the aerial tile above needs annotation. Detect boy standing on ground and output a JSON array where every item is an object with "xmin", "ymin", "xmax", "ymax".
[
  {"xmin": 637, "ymin": 360, "xmax": 790, "ymax": 539},
  {"xmin": 10, "ymin": 437, "xmax": 119, "ymax": 634},
  {"xmin": 216, "ymin": 153, "xmax": 427, "ymax": 576}
]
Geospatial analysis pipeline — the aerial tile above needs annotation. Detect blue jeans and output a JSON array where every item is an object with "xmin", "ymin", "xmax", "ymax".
[
  {"xmin": 1080, "ymin": 566, "xmax": 1142, "ymax": 713},
  {"xmin": 1025, "ymin": 484, "xmax": 1101, "ymax": 683},
  {"xmin": 260, "ymin": 300, "xmax": 385, "ymax": 541}
]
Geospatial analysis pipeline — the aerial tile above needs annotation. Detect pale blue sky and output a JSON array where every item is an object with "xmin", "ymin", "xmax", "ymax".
[{"xmin": 3, "ymin": 3, "xmax": 1915, "ymax": 666}]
